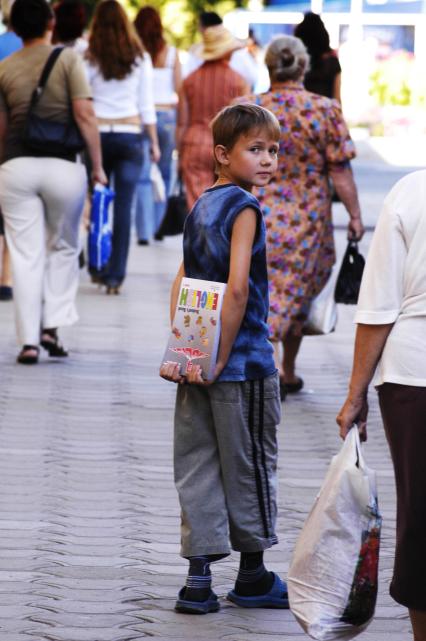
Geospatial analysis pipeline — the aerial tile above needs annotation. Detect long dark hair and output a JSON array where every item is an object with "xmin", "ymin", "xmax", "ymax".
[
  {"xmin": 134, "ymin": 6, "xmax": 165, "ymax": 66},
  {"xmin": 87, "ymin": 0, "xmax": 144, "ymax": 80},
  {"xmin": 294, "ymin": 12, "xmax": 331, "ymax": 63}
]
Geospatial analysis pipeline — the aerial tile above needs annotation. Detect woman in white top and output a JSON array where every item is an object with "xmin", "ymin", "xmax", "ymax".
[
  {"xmin": 85, "ymin": 0, "xmax": 160, "ymax": 293},
  {"xmin": 337, "ymin": 170, "xmax": 426, "ymax": 640},
  {"xmin": 133, "ymin": 6, "xmax": 182, "ymax": 244}
]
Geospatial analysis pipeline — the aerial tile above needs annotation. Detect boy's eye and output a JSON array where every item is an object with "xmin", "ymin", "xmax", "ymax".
[
  {"xmin": 250, "ymin": 147, "xmax": 260, "ymax": 153},
  {"xmin": 269, "ymin": 147, "xmax": 278, "ymax": 155}
]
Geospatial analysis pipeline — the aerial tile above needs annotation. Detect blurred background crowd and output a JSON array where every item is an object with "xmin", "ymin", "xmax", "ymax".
[{"xmin": 0, "ymin": 0, "xmax": 422, "ymax": 370}]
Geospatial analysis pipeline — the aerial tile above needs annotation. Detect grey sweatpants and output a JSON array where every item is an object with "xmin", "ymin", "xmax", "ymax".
[{"xmin": 174, "ymin": 372, "xmax": 281, "ymax": 558}]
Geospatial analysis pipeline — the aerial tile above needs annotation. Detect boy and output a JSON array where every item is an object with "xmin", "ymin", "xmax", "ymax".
[{"xmin": 160, "ymin": 103, "xmax": 287, "ymax": 614}]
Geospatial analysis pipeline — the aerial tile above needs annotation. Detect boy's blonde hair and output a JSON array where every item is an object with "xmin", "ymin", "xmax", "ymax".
[{"xmin": 211, "ymin": 103, "xmax": 280, "ymax": 153}]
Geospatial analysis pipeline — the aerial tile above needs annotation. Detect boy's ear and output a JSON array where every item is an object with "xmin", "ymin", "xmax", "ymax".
[{"xmin": 214, "ymin": 144, "xmax": 230, "ymax": 166}]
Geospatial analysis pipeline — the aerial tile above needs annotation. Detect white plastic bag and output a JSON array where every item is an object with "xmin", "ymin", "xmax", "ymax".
[
  {"xmin": 150, "ymin": 163, "xmax": 166, "ymax": 202},
  {"xmin": 304, "ymin": 268, "xmax": 338, "ymax": 335},
  {"xmin": 287, "ymin": 428, "xmax": 381, "ymax": 640}
]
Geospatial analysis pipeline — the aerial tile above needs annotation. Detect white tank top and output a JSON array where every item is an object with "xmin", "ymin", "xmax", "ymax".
[{"xmin": 153, "ymin": 46, "xmax": 177, "ymax": 106}]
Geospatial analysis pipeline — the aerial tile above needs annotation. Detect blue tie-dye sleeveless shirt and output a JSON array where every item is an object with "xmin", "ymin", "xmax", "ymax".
[{"xmin": 183, "ymin": 183, "xmax": 276, "ymax": 382}]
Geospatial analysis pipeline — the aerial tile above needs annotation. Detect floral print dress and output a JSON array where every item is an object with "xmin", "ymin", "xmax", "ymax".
[{"xmin": 249, "ymin": 81, "xmax": 356, "ymax": 340}]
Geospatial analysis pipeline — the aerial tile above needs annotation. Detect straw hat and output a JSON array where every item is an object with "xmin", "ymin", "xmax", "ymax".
[{"xmin": 200, "ymin": 25, "xmax": 245, "ymax": 61}]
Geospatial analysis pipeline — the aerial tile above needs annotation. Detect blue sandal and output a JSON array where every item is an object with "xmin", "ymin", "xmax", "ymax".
[
  {"xmin": 227, "ymin": 573, "xmax": 289, "ymax": 609},
  {"xmin": 175, "ymin": 587, "xmax": 220, "ymax": 614}
]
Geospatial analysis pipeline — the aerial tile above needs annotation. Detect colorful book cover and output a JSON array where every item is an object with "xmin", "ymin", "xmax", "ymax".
[{"xmin": 163, "ymin": 277, "xmax": 227, "ymax": 380}]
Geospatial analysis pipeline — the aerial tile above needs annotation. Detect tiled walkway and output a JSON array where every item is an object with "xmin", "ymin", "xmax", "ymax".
[{"xmin": 0, "ymin": 142, "xmax": 416, "ymax": 640}]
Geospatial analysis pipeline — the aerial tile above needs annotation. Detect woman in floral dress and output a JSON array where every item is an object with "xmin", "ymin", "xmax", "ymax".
[{"xmin": 240, "ymin": 36, "xmax": 364, "ymax": 400}]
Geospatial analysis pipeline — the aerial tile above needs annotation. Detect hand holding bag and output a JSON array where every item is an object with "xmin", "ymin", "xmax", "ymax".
[
  {"xmin": 24, "ymin": 47, "xmax": 85, "ymax": 157},
  {"xmin": 88, "ymin": 184, "xmax": 115, "ymax": 272},
  {"xmin": 334, "ymin": 241, "xmax": 365, "ymax": 305},
  {"xmin": 288, "ymin": 427, "xmax": 382, "ymax": 640}
]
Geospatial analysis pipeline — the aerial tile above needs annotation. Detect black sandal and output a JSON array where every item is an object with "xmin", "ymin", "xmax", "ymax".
[
  {"xmin": 40, "ymin": 329, "xmax": 68, "ymax": 357},
  {"xmin": 17, "ymin": 345, "xmax": 39, "ymax": 365},
  {"xmin": 282, "ymin": 377, "xmax": 304, "ymax": 394},
  {"xmin": 106, "ymin": 285, "xmax": 120, "ymax": 295}
]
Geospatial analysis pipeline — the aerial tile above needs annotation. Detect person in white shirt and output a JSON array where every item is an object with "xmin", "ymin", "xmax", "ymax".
[
  {"xmin": 85, "ymin": 0, "xmax": 160, "ymax": 294},
  {"xmin": 133, "ymin": 6, "xmax": 182, "ymax": 244},
  {"xmin": 183, "ymin": 11, "xmax": 260, "ymax": 90},
  {"xmin": 337, "ymin": 170, "xmax": 426, "ymax": 640}
]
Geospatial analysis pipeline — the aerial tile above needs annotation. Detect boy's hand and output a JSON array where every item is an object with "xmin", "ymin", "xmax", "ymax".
[
  {"xmin": 160, "ymin": 361, "xmax": 185, "ymax": 384},
  {"xmin": 185, "ymin": 361, "xmax": 225, "ymax": 386}
]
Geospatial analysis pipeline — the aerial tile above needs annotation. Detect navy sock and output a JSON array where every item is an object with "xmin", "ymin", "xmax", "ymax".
[
  {"xmin": 184, "ymin": 556, "xmax": 211, "ymax": 602},
  {"xmin": 184, "ymin": 554, "xmax": 227, "ymax": 602},
  {"xmin": 234, "ymin": 551, "xmax": 274, "ymax": 596}
]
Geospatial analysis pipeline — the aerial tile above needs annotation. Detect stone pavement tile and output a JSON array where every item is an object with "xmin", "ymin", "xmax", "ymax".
[
  {"xmin": 27, "ymin": 597, "xmax": 137, "ymax": 615},
  {"xmin": 0, "ymin": 636, "xmax": 36, "ymax": 641},
  {"xmin": 25, "ymin": 630, "xmax": 147, "ymax": 641}
]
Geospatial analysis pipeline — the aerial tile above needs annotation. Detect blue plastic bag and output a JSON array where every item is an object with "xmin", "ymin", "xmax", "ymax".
[{"xmin": 88, "ymin": 184, "xmax": 115, "ymax": 271}]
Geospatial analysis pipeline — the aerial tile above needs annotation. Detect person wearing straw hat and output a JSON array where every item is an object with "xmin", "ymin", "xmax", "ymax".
[
  {"xmin": 183, "ymin": 12, "xmax": 260, "ymax": 89},
  {"xmin": 177, "ymin": 24, "xmax": 249, "ymax": 209}
]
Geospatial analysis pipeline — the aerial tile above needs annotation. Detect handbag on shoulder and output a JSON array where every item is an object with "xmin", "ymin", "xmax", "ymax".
[
  {"xmin": 24, "ymin": 47, "xmax": 85, "ymax": 157},
  {"xmin": 334, "ymin": 241, "xmax": 365, "ymax": 305},
  {"xmin": 156, "ymin": 176, "xmax": 188, "ymax": 237}
]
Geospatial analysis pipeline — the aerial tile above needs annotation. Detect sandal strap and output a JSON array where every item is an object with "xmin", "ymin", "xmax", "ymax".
[
  {"xmin": 22, "ymin": 345, "xmax": 40, "ymax": 352},
  {"xmin": 41, "ymin": 328, "xmax": 57, "ymax": 338}
]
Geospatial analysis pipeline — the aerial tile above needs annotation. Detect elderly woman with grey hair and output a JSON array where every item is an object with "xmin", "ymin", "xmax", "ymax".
[{"xmin": 238, "ymin": 35, "xmax": 364, "ymax": 400}]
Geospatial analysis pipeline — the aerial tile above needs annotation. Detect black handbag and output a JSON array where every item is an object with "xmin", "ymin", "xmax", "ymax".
[
  {"xmin": 334, "ymin": 241, "xmax": 365, "ymax": 304},
  {"xmin": 156, "ymin": 178, "xmax": 188, "ymax": 237},
  {"xmin": 24, "ymin": 47, "xmax": 85, "ymax": 157}
]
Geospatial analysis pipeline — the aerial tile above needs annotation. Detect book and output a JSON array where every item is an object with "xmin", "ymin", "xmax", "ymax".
[{"xmin": 163, "ymin": 277, "xmax": 227, "ymax": 380}]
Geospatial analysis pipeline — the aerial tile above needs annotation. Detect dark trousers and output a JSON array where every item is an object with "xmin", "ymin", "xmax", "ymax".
[
  {"xmin": 378, "ymin": 382, "xmax": 426, "ymax": 610},
  {"xmin": 101, "ymin": 132, "xmax": 143, "ymax": 286}
]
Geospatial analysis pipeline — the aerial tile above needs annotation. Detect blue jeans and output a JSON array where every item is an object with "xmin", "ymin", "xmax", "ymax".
[
  {"xmin": 134, "ymin": 110, "xmax": 176, "ymax": 241},
  {"xmin": 101, "ymin": 132, "xmax": 143, "ymax": 286}
]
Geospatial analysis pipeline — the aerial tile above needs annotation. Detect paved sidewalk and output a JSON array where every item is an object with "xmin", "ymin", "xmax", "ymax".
[{"xmin": 0, "ymin": 142, "xmax": 417, "ymax": 640}]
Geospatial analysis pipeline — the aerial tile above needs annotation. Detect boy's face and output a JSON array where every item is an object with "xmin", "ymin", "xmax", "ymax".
[{"xmin": 215, "ymin": 130, "xmax": 279, "ymax": 191}]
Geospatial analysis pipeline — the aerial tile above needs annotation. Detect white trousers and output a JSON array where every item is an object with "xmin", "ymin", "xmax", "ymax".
[{"xmin": 0, "ymin": 157, "xmax": 87, "ymax": 346}]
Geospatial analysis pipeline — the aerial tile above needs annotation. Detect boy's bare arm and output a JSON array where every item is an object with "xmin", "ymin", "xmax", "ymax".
[
  {"xmin": 170, "ymin": 262, "xmax": 185, "ymax": 325},
  {"xmin": 215, "ymin": 207, "xmax": 257, "ymax": 375}
]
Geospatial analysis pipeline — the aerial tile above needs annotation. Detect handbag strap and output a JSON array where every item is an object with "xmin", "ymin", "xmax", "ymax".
[{"xmin": 29, "ymin": 47, "xmax": 64, "ymax": 109}]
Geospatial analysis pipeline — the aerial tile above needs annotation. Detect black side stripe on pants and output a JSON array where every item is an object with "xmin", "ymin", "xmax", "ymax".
[
  {"xmin": 249, "ymin": 380, "xmax": 269, "ymax": 539},
  {"xmin": 257, "ymin": 378, "xmax": 272, "ymax": 527}
]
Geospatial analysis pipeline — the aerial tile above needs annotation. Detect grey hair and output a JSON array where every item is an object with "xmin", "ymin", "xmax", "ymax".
[{"xmin": 265, "ymin": 35, "xmax": 310, "ymax": 82}]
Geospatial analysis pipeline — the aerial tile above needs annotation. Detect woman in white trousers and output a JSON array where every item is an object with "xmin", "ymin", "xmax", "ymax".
[{"xmin": 0, "ymin": 0, "xmax": 105, "ymax": 364}]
